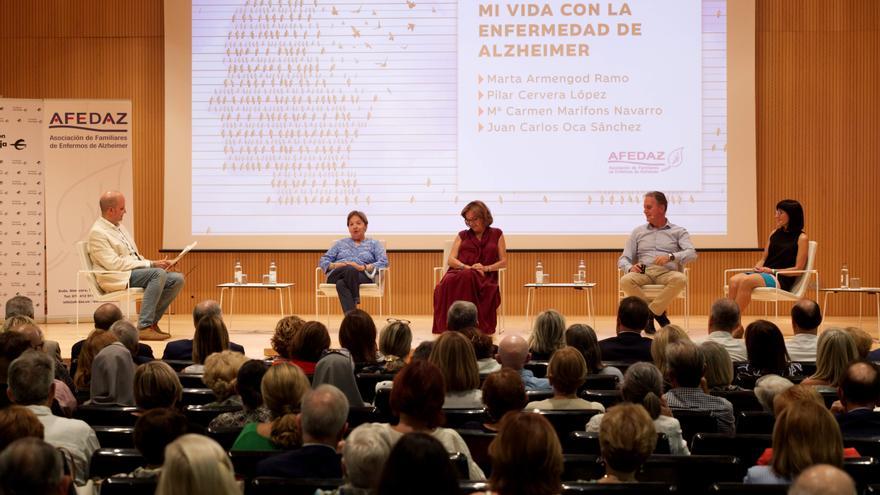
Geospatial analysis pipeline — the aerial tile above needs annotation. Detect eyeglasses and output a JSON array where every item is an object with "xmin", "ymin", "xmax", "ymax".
[
  {"xmin": 464, "ymin": 216, "xmax": 481, "ymax": 225},
  {"xmin": 386, "ymin": 318, "xmax": 411, "ymax": 325}
]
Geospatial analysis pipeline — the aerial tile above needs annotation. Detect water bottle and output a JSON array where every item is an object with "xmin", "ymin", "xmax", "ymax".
[
  {"xmin": 234, "ymin": 259, "xmax": 243, "ymax": 284},
  {"xmin": 268, "ymin": 260, "xmax": 277, "ymax": 284},
  {"xmin": 577, "ymin": 259, "xmax": 586, "ymax": 283},
  {"xmin": 840, "ymin": 263, "xmax": 849, "ymax": 288},
  {"xmin": 535, "ymin": 260, "xmax": 544, "ymax": 284}
]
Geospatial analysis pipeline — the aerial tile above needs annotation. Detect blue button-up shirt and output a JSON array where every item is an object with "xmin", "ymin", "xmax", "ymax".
[
  {"xmin": 319, "ymin": 238, "xmax": 388, "ymax": 279},
  {"xmin": 618, "ymin": 221, "xmax": 696, "ymax": 272}
]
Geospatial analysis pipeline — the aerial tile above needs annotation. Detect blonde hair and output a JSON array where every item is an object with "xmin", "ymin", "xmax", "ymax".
[
  {"xmin": 2, "ymin": 315, "xmax": 34, "ymax": 333},
  {"xmin": 528, "ymin": 309, "xmax": 566, "ymax": 356},
  {"xmin": 547, "ymin": 346, "xmax": 587, "ymax": 395},
  {"xmin": 810, "ymin": 328, "xmax": 858, "ymax": 387},
  {"xmin": 651, "ymin": 324, "xmax": 691, "ymax": 376},
  {"xmin": 134, "ymin": 361, "xmax": 183, "ymax": 410},
  {"xmin": 192, "ymin": 315, "xmax": 230, "ymax": 364},
  {"xmin": 379, "ymin": 320, "xmax": 412, "ymax": 372},
  {"xmin": 772, "ymin": 384, "xmax": 824, "ymax": 417},
  {"xmin": 429, "ymin": 331, "xmax": 479, "ymax": 392},
  {"xmin": 599, "ymin": 403, "xmax": 657, "ymax": 474},
  {"xmin": 262, "ymin": 363, "xmax": 310, "ymax": 449},
  {"xmin": 842, "ymin": 326, "xmax": 872, "ymax": 360},
  {"xmin": 700, "ymin": 341, "xmax": 734, "ymax": 389},
  {"xmin": 156, "ymin": 434, "xmax": 239, "ymax": 495},
  {"xmin": 771, "ymin": 400, "xmax": 843, "ymax": 479},
  {"xmin": 203, "ymin": 351, "xmax": 248, "ymax": 401}
]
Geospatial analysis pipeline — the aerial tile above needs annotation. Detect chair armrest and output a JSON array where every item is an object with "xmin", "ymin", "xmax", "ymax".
[
  {"xmin": 78, "ymin": 269, "xmax": 131, "ymax": 275},
  {"xmin": 433, "ymin": 266, "xmax": 443, "ymax": 287}
]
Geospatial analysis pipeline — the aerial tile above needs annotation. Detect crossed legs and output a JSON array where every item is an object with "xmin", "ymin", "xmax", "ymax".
[
  {"xmin": 129, "ymin": 268, "xmax": 185, "ymax": 329},
  {"xmin": 728, "ymin": 272, "xmax": 767, "ymax": 312}
]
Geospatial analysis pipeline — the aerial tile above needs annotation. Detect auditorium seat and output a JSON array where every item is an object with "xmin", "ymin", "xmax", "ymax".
[
  {"xmin": 355, "ymin": 372, "xmax": 396, "ymax": 404},
  {"xmin": 162, "ymin": 359, "xmax": 194, "ymax": 372},
  {"xmin": 579, "ymin": 389, "xmax": 622, "ymax": 409},
  {"xmin": 347, "ymin": 405, "xmax": 386, "ymax": 430},
  {"xmin": 228, "ymin": 450, "xmax": 278, "ymax": 480},
  {"xmin": 845, "ymin": 437, "xmax": 880, "ymax": 459},
  {"xmin": 74, "ymin": 405, "xmax": 139, "ymax": 427},
  {"xmin": 92, "ymin": 426, "xmax": 135, "ymax": 449},
  {"xmin": 690, "ymin": 433, "xmax": 771, "ymax": 466},
  {"xmin": 206, "ymin": 425, "xmax": 244, "ymax": 450},
  {"xmin": 100, "ymin": 477, "xmax": 158, "ymax": 495},
  {"xmin": 711, "ymin": 483, "xmax": 788, "ymax": 494},
  {"xmin": 793, "ymin": 361, "xmax": 817, "ymax": 376},
  {"xmin": 579, "ymin": 374, "xmax": 620, "ymax": 391},
  {"xmin": 374, "ymin": 387, "xmax": 393, "ymax": 417},
  {"xmin": 525, "ymin": 390, "xmax": 554, "ymax": 403},
  {"xmin": 89, "ymin": 448, "xmax": 145, "ymax": 478},
  {"xmin": 566, "ymin": 431, "xmax": 670, "ymax": 456},
  {"xmin": 638, "ymin": 455, "xmax": 744, "ymax": 492},
  {"xmin": 177, "ymin": 372, "xmax": 206, "ymax": 388},
  {"xmin": 670, "ymin": 410, "xmax": 720, "ymax": 442},
  {"xmin": 818, "ymin": 389, "xmax": 838, "ymax": 408},
  {"xmin": 249, "ymin": 477, "xmax": 344, "ymax": 495},
  {"xmin": 711, "ymin": 390, "xmax": 764, "ymax": 414},
  {"xmin": 180, "ymin": 387, "xmax": 216, "ymax": 406},
  {"xmin": 533, "ymin": 410, "xmax": 602, "ymax": 442},
  {"xmin": 562, "ymin": 482, "xmax": 675, "ymax": 493},
  {"xmin": 459, "ymin": 481, "xmax": 490, "ymax": 495},
  {"xmin": 184, "ymin": 404, "xmax": 242, "ymax": 428},
  {"xmin": 443, "ymin": 408, "xmax": 489, "ymax": 429},
  {"xmin": 449, "ymin": 452, "xmax": 469, "ymax": 479},
  {"xmin": 524, "ymin": 360, "xmax": 549, "ymax": 378},
  {"xmin": 843, "ymin": 457, "xmax": 880, "ymax": 492},
  {"xmin": 457, "ymin": 429, "xmax": 496, "ymax": 475},
  {"xmin": 602, "ymin": 362, "xmax": 631, "ymax": 375},
  {"xmin": 736, "ymin": 411, "xmax": 775, "ymax": 434}
]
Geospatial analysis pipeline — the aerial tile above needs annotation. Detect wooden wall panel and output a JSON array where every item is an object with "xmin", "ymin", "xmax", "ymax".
[{"xmin": 1, "ymin": 0, "xmax": 878, "ymax": 317}]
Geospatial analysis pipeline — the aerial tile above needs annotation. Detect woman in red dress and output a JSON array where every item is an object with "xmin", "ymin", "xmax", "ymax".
[{"xmin": 432, "ymin": 201, "xmax": 507, "ymax": 334}]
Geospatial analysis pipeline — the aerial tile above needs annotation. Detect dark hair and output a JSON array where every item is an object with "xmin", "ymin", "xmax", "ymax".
[
  {"xmin": 565, "ymin": 324, "xmax": 605, "ymax": 373},
  {"xmin": 133, "ymin": 408, "xmax": 189, "ymax": 466},
  {"xmin": 840, "ymin": 361, "xmax": 880, "ymax": 406},
  {"xmin": 192, "ymin": 315, "xmax": 229, "ymax": 364},
  {"xmin": 745, "ymin": 320, "xmax": 790, "ymax": 372},
  {"xmin": 411, "ymin": 341, "xmax": 434, "ymax": 362},
  {"xmin": 390, "ymin": 360, "xmax": 445, "ymax": 429},
  {"xmin": 93, "ymin": 303, "xmax": 123, "ymax": 331},
  {"xmin": 481, "ymin": 369, "xmax": 527, "ymax": 422},
  {"xmin": 377, "ymin": 432, "xmax": 459, "ymax": 495},
  {"xmin": 0, "ymin": 438, "xmax": 65, "ymax": 495},
  {"xmin": 666, "ymin": 341, "xmax": 705, "ymax": 388},
  {"xmin": 0, "ymin": 332, "xmax": 31, "ymax": 365},
  {"xmin": 238, "ymin": 360, "xmax": 268, "ymax": 410},
  {"xmin": 339, "ymin": 309, "xmax": 378, "ymax": 364},
  {"xmin": 618, "ymin": 296, "xmax": 651, "ymax": 332},
  {"xmin": 290, "ymin": 321, "xmax": 331, "ymax": 362},
  {"xmin": 776, "ymin": 199, "xmax": 804, "ymax": 233},
  {"xmin": 709, "ymin": 298, "xmax": 741, "ymax": 332},
  {"xmin": 460, "ymin": 200, "xmax": 494, "ymax": 227},
  {"xmin": 644, "ymin": 191, "xmax": 668, "ymax": 210},
  {"xmin": 347, "ymin": 210, "xmax": 368, "ymax": 225},
  {"xmin": 791, "ymin": 299, "xmax": 822, "ymax": 330},
  {"xmin": 468, "ymin": 329, "xmax": 495, "ymax": 361}
]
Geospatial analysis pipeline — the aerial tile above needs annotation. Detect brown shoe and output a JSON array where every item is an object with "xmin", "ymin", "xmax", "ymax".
[
  {"xmin": 152, "ymin": 324, "xmax": 170, "ymax": 336},
  {"xmin": 139, "ymin": 327, "xmax": 170, "ymax": 341}
]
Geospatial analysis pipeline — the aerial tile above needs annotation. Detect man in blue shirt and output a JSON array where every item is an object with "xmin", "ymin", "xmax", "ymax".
[{"xmin": 497, "ymin": 334, "xmax": 551, "ymax": 392}]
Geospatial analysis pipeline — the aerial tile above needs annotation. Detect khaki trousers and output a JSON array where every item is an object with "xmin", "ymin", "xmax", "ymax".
[{"xmin": 619, "ymin": 265, "xmax": 687, "ymax": 315}]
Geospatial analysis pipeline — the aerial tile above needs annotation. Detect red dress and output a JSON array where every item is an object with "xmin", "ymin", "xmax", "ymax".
[{"xmin": 432, "ymin": 227, "xmax": 503, "ymax": 334}]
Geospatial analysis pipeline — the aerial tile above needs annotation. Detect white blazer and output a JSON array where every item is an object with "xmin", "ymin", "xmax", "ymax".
[{"xmin": 87, "ymin": 217, "xmax": 150, "ymax": 292}]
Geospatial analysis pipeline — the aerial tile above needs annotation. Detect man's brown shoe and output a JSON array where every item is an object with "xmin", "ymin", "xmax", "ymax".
[
  {"xmin": 152, "ymin": 324, "xmax": 170, "ymax": 336},
  {"xmin": 139, "ymin": 327, "xmax": 170, "ymax": 341}
]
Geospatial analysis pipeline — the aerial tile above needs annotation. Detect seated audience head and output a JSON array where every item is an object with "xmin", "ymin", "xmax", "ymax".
[
  {"xmin": 620, "ymin": 362, "xmax": 664, "ymax": 419},
  {"xmin": 342, "ymin": 423, "xmax": 394, "ymax": 492},
  {"xmin": 754, "ymin": 374, "xmax": 794, "ymax": 413},
  {"xmin": 0, "ymin": 332, "xmax": 31, "ymax": 383},
  {"xmin": 0, "ymin": 405, "xmax": 44, "ymax": 451},
  {"xmin": 289, "ymin": 321, "xmax": 331, "ymax": 363},
  {"xmin": 2, "ymin": 315, "xmax": 34, "ymax": 333},
  {"xmin": 134, "ymin": 361, "xmax": 183, "ymax": 410},
  {"xmin": 528, "ymin": 309, "xmax": 566, "ymax": 357},
  {"xmin": 109, "ymin": 320, "xmax": 139, "ymax": 354},
  {"xmin": 379, "ymin": 318, "xmax": 413, "ymax": 370},
  {"xmin": 237, "ymin": 360, "xmax": 268, "ymax": 410},
  {"xmin": 411, "ymin": 340, "xmax": 434, "ymax": 362},
  {"xmin": 390, "ymin": 360, "xmax": 445, "ymax": 429},
  {"xmin": 773, "ymin": 384, "xmax": 824, "ymax": 417},
  {"xmin": 0, "ymin": 438, "xmax": 70, "ymax": 495},
  {"xmin": 651, "ymin": 324, "xmax": 691, "ymax": 376},
  {"xmin": 301, "ymin": 384, "xmax": 349, "ymax": 443},
  {"xmin": 429, "ymin": 330, "xmax": 479, "ymax": 393},
  {"xmin": 4, "ymin": 295, "xmax": 34, "ymax": 319},
  {"xmin": 700, "ymin": 341, "xmax": 736, "ymax": 390},
  {"xmin": 377, "ymin": 432, "xmax": 459, "ymax": 495},
  {"xmin": 192, "ymin": 299, "xmax": 222, "ymax": 328},
  {"xmin": 93, "ymin": 302, "xmax": 123, "ymax": 331},
  {"xmin": 547, "ymin": 346, "xmax": 587, "ymax": 396},
  {"xmin": 203, "ymin": 350, "xmax": 248, "ymax": 402},
  {"xmin": 270, "ymin": 315, "xmax": 305, "ymax": 360},
  {"xmin": 7, "ymin": 351, "xmax": 54, "ymax": 406},
  {"xmin": 496, "ymin": 334, "xmax": 530, "ymax": 371},
  {"xmin": 792, "ymin": 299, "xmax": 822, "ymax": 334},
  {"xmin": 446, "ymin": 300, "xmax": 478, "ymax": 331},
  {"xmin": 745, "ymin": 320, "xmax": 790, "ymax": 372},
  {"xmin": 842, "ymin": 327, "xmax": 872, "ymax": 360},
  {"xmin": 489, "ymin": 412, "xmax": 563, "ymax": 495},
  {"xmin": 339, "ymin": 309, "xmax": 378, "ymax": 364},
  {"xmin": 469, "ymin": 329, "xmax": 495, "ymax": 363},
  {"xmin": 811, "ymin": 328, "xmax": 859, "ymax": 387},
  {"xmin": 789, "ymin": 464, "xmax": 856, "ymax": 495},
  {"xmin": 90, "ymin": 336, "xmax": 137, "ymax": 406},
  {"xmin": 708, "ymin": 298, "xmax": 741, "ymax": 334},
  {"xmin": 664, "ymin": 341, "xmax": 705, "ymax": 388},
  {"xmin": 312, "ymin": 351, "xmax": 364, "ymax": 407},
  {"xmin": 565, "ymin": 324, "xmax": 605, "ymax": 374},
  {"xmin": 599, "ymin": 403, "xmax": 657, "ymax": 481},
  {"xmin": 617, "ymin": 296, "xmax": 651, "ymax": 333},
  {"xmin": 771, "ymin": 399, "xmax": 843, "ymax": 480},
  {"xmin": 10, "ymin": 323, "xmax": 44, "ymax": 353},
  {"xmin": 263, "ymin": 362, "xmax": 310, "ymax": 448},
  {"xmin": 156, "ymin": 434, "xmax": 239, "ymax": 495},
  {"xmin": 134, "ymin": 408, "xmax": 189, "ymax": 467},
  {"xmin": 192, "ymin": 314, "xmax": 230, "ymax": 364},
  {"xmin": 482, "ymin": 368, "xmax": 527, "ymax": 422},
  {"xmin": 838, "ymin": 360, "xmax": 880, "ymax": 410}
]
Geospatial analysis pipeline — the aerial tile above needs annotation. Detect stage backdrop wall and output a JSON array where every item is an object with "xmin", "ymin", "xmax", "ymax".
[{"xmin": 1, "ymin": 0, "xmax": 877, "ymax": 321}]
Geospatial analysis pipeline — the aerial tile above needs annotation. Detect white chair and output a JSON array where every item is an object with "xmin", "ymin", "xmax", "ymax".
[
  {"xmin": 75, "ymin": 240, "xmax": 144, "ymax": 330},
  {"xmin": 618, "ymin": 265, "xmax": 691, "ymax": 330},
  {"xmin": 432, "ymin": 240, "xmax": 506, "ymax": 332},
  {"xmin": 723, "ymin": 240, "xmax": 819, "ymax": 317},
  {"xmin": 315, "ymin": 249, "xmax": 391, "ymax": 322}
]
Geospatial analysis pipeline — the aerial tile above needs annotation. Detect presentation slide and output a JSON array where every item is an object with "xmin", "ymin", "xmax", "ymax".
[{"xmin": 165, "ymin": 0, "xmax": 756, "ymax": 250}]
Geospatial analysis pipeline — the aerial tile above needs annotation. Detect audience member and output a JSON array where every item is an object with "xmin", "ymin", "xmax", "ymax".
[
  {"xmin": 129, "ymin": 408, "xmax": 189, "ymax": 478},
  {"xmin": 587, "ymin": 362, "xmax": 689, "ymax": 455},
  {"xmin": 340, "ymin": 309, "xmax": 381, "ymax": 371},
  {"xmin": 156, "ymin": 434, "xmax": 239, "ymax": 495},
  {"xmin": 842, "ymin": 327, "xmax": 872, "ymax": 360},
  {"xmin": 446, "ymin": 300, "xmax": 478, "ymax": 332},
  {"xmin": 651, "ymin": 323, "xmax": 691, "ymax": 377},
  {"xmin": 736, "ymin": 320, "xmax": 802, "ymax": 388},
  {"xmin": 801, "ymin": 328, "xmax": 858, "ymax": 388},
  {"xmin": 203, "ymin": 350, "xmax": 249, "ymax": 407},
  {"xmin": 313, "ymin": 349, "xmax": 366, "ymax": 407},
  {"xmin": 257, "ymin": 384, "xmax": 349, "ymax": 478},
  {"xmin": 700, "ymin": 341, "xmax": 743, "ymax": 393},
  {"xmin": 597, "ymin": 403, "xmax": 658, "ymax": 483},
  {"xmin": 161, "ymin": 300, "xmax": 244, "ymax": 361},
  {"xmin": 834, "ymin": 361, "xmax": 880, "ymax": 437},
  {"xmin": 89, "ymin": 333, "xmax": 137, "ymax": 406},
  {"xmin": 773, "ymin": 385, "xmax": 825, "ymax": 417},
  {"xmin": 470, "ymin": 329, "xmax": 501, "ymax": 374},
  {"xmin": 704, "ymin": 298, "xmax": 747, "ymax": 361},
  {"xmin": 754, "ymin": 375, "xmax": 795, "ymax": 413},
  {"xmin": 487, "ymin": 412, "xmax": 563, "ymax": 495},
  {"xmin": 525, "ymin": 346, "xmax": 604, "ymax": 411},
  {"xmin": 1, "ymin": 314, "xmax": 33, "ymax": 333},
  {"xmin": 13, "ymin": 322, "xmax": 74, "ymax": 392},
  {"xmin": 789, "ymin": 464, "xmax": 857, "ymax": 495},
  {"xmin": 598, "ymin": 296, "xmax": 654, "ymax": 363},
  {"xmin": 411, "ymin": 341, "xmax": 434, "ymax": 362},
  {"xmin": 663, "ymin": 341, "xmax": 735, "ymax": 433},
  {"xmin": 317, "ymin": 422, "xmax": 393, "ymax": 495},
  {"xmin": 0, "ymin": 405, "xmax": 44, "ymax": 451},
  {"xmin": 786, "ymin": 299, "xmax": 822, "ymax": 362},
  {"xmin": 496, "ymin": 334, "xmax": 551, "ymax": 392},
  {"xmin": 478, "ymin": 369, "xmax": 527, "ymax": 432},
  {"xmin": 376, "ymin": 432, "xmax": 460, "ymax": 495},
  {"xmin": 288, "ymin": 321, "xmax": 332, "ymax": 374},
  {"xmin": 209, "ymin": 359, "xmax": 272, "ymax": 429},
  {"xmin": 71, "ymin": 303, "xmax": 153, "ymax": 376},
  {"xmin": 7, "ymin": 351, "xmax": 99, "ymax": 485},
  {"xmin": 0, "ymin": 438, "xmax": 71, "ymax": 495},
  {"xmin": 5, "ymin": 294, "xmax": 36, "ymax": 319},
  {"xmin": 565, "ymin": 323, "xmax": 623, "ymax": 381},
  {"xmin": 270, "ymin": 315, "xmax": 305, "ymax": 363},
  {"xmin": 528, "ymin": 309, "xmax": 566, "ymax": 360},
  {"xmin": 73, "ymin": 328, "xmax": 118, "ymax": 394},
  {"xmin": 133, "ymin": 361, "xmax": 183, "ymax": 410},
  {"xmin": 430, "ymin": 331, "xmax": 482, "ymax": 407},
  {"xmin": 0, "ymin": 331, "xmax": 33, "ymax": 408},
  {"xmin": 182, "ymin": 314, "xmax": 232, "ymax": 373},
  {"xmin": 231, "ymin": 362, "xmax": 309, "ymax": 451},
  {"xmin": 379, "ymin": 318, "xmax": 413, "ymax": 372}
]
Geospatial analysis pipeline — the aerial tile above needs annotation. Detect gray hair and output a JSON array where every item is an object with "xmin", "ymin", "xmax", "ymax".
[
  {"xmin": 0, "ymin": 438, "xmax": 64, "ymax": 494},
  {"xmin": 621, "ymin": 362, "xmax": 664, "ymax": 419},
  {"xmin": 343, "ymin": 423, "xmax": 394, "ymax": 490},
  {"xmin": 709, "ymin": 298, "xmax": 741, "ymax": 332},
  {"xmin": 7, "ymin": 351, "xmax": 54, "ymax": 406},
  {"xmin": 4, "ymin": 295, "xmax": 34, "ymax": 319},
  {"xmin": 301, "ymin": 384, "xmax": 349, "ymax": 440},
  {"xmin": 110, "ymin": 320, "xmax": 139, "ymax": 351},
  {"xmin": 446, "ymin": 301, "xmax": 478, "ymax": 331},
  {"xmin": 754, "ymin": 374, "xmax": 794, "ymax": 413},
  {"xmin": 192, "ymin": 300, "xmax": 222, "ymax": 327}
]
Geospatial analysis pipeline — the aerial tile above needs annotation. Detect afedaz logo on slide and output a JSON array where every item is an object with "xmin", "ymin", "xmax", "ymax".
[
  {"xmin": 48, "ymin": 112, "xmax": 128, "ymax": 133},
  {"xmin": 607, "ymin": 147, "xmax": 684, "ymax": 174}
]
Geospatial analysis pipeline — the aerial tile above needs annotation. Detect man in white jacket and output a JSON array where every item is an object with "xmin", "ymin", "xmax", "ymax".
[{"xmin": 87, "ymin": 191, "xmax": 183, "ymax": 340}]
